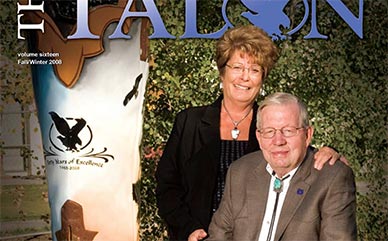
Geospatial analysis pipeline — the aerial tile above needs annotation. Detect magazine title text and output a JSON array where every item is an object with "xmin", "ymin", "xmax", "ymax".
[{"xmin": 17, "ymin": 0, "xmax": 364, "ymax": 40}]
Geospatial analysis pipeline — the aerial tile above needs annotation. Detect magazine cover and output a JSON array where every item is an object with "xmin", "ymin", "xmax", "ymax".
[{"xmin": 1, "ymin": 0, "xmax": 386, "ymax": 240}]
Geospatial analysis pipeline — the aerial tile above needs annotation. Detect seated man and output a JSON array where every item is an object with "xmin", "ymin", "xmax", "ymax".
[{"xmin": 208, "ymin": 92, "xmax": 357, "ymax": 241}]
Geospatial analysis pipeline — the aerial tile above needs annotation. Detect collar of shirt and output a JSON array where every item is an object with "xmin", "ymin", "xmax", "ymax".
[{"xmin": 265, "ymin": 164, "xmax": 300, "ymax": 180}]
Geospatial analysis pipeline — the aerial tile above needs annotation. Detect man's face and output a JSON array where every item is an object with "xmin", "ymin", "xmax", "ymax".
[{"xmin": 256, "ymin": 103, "xmax": 313, "ymax": 176}]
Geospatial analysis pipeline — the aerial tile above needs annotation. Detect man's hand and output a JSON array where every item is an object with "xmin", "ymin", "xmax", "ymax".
[
  {"xmin": 314, "ymin": 146, "xmax": 349, "ymax": 170},
  {"xmin": 188, "ymin": 229, "xmax": 207, "ymax": 241}
]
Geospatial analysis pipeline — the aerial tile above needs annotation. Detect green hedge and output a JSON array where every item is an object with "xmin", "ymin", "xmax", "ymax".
[{"xmin": 139, "ymin": 1, "xmax": 387, "ymax": 240}]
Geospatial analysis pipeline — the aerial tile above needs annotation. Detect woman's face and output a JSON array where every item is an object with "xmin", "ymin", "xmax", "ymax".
[{"xmin": 220, "ymin": 50, "xmax": 263, "ymax": 105}]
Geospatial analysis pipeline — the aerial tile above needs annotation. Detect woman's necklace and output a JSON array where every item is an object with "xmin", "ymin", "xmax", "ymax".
[{"xmin": 222, "ymin": 101, "xmax": 252, "ymax": 140}]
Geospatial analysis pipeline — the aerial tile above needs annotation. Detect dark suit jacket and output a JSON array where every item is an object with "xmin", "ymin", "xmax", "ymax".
[
  {"xmin": 155, "ymin": 96, "xmax": 259, "ymax": 240},
  {"xmin": 208, "ymin": 148, "xmax": 357, "ymax": 241}
]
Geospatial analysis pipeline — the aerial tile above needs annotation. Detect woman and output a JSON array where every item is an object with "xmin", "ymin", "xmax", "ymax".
[{"xmin": 155, "ymin": 25, "xmax": 343, "ymax": 241}]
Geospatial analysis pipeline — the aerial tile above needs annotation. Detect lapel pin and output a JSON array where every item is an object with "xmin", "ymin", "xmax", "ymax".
[{"xmin": 297, "ymin": 188, "xmax": 304, "ymax": 195}]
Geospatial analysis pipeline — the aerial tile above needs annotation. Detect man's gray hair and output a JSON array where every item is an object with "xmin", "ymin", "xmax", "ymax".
[{"xmin": 256, "ymin": 92, "xmax": 310, "ymax": 129}]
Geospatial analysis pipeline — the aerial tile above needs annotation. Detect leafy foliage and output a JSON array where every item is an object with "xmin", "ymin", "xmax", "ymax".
[
  {"xmin": 0, "ymin": 0, "xmax": 34, "ymax": 107},
  {"xmin": 1, "ymin": 0, "xmax": 36, "ymax": 159},
  {"xmin": 1, "ymin": 0, "xmax": 49, "ymax": 234},
  {"xmin": 140, "ymin": 0, "xmax": 387, "ymax": 240}
]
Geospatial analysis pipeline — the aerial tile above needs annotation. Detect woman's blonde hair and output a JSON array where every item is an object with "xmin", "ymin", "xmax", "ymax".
[{"xmin": 216, "ymin": 25, "xmax": 279, "ymax": 79}]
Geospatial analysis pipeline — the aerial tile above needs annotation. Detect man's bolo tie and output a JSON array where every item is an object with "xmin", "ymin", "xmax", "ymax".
[{"xmin": 266, "ymin": 172, "xmax": 290, "ymax": 241}]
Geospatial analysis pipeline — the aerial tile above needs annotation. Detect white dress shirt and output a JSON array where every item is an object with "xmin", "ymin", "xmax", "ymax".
[{"xmin": 258, "ymin": 164, "xmax": 300, "ymax": 241}]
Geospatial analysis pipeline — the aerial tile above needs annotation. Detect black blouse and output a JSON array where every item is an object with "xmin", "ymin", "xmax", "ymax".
[{"xmin": 212, "ymin": 139, "xmax": 249, "ymax": 213}]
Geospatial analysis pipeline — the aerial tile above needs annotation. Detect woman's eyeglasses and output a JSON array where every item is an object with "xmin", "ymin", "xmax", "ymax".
[{"xmin": 225, "ymin": 63, "xmax": 262, "ymax": 78}]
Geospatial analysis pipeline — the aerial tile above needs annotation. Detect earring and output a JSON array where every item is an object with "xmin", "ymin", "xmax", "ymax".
[{"xmin": 260, "ymin": 88, "xmax": 266, "ymax": 96}]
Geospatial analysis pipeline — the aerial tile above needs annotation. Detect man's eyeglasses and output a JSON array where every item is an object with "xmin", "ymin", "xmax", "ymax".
[
  {"xmin": 225, "ymin": 63, "xmax": 262, "ymax": 77},
  {"xmin": 258, "ymin": 127, "xmax": 305, "ymax": 139}
]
